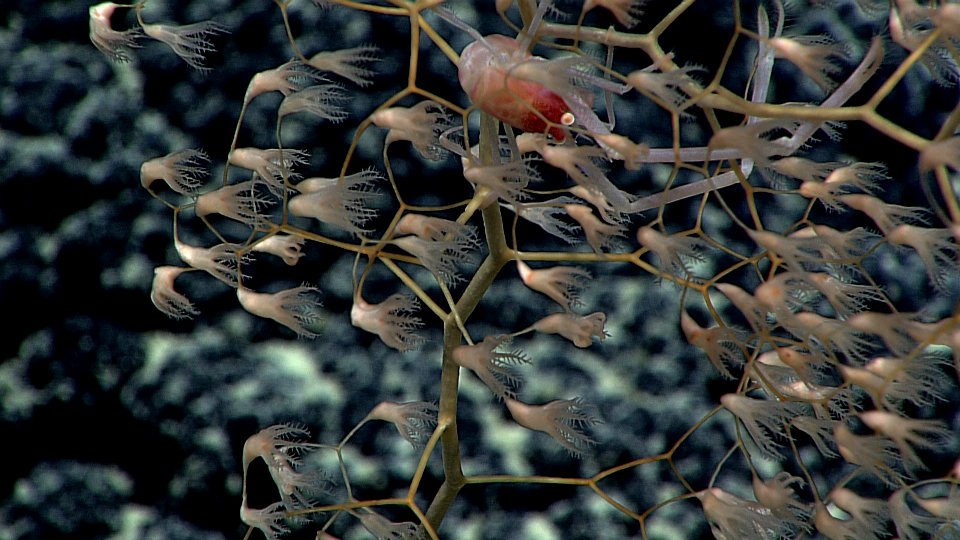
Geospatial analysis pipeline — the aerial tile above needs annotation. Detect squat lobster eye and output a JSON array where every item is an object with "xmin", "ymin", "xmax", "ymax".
[{"xmin": 458, "ymin": 34, "xmax": 573, "ymax": 141}]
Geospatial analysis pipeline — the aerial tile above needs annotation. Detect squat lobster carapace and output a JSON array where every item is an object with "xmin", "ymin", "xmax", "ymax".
[{"xmin": 458, "ymin": 34, "xmax": 575, "ymax": 141}]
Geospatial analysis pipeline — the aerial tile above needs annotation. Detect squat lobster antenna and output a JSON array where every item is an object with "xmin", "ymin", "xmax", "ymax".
[
  {"xmin": 432, "ymin": 0, "xmax": 558, "ymax": 55},
  {"xmin": 431, "ymin": 5, "xmax": 486, "ymax": 45},
  {"xmin": 515, "ymin": 0, "xmax": 557, "ymax": 52}
]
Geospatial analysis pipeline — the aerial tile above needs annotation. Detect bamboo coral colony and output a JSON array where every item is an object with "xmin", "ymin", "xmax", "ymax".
[{"xmin": 91, "ymin": 0, "xmax": 960, "ymax": 538}]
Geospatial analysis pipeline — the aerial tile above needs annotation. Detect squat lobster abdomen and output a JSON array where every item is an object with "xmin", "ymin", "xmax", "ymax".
[{"xmin": 458, "ymin": 34, "xmax": 572, "ymax": 141}]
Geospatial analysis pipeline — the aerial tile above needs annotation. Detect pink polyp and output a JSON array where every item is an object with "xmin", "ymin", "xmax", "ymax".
[{"xmin": 459, "ymin": 35, "xmax": 571, "ymax": 140}]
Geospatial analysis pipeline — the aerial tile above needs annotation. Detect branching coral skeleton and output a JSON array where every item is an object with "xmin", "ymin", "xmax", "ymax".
[{"xmin": 99, "ymin": 0, "xmax": 960, "ymax": 537}]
